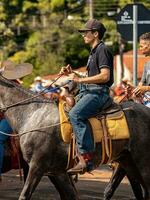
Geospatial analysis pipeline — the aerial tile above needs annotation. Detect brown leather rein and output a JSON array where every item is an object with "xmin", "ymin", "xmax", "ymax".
[{"xmin": 118, "ymin": 83, "xmax": 144, "ymax": 103}]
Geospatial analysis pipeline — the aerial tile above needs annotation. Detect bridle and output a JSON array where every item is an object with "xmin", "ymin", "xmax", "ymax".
[{"xmin": 0, "ymin": 73, "xmax": 65, "ymax": 112}]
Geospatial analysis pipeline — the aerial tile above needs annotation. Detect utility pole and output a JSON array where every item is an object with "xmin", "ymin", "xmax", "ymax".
[
  {"xmin": 133, "ymin": 4, "xmax": 138, "ymax": 86},
  {"xmin": 118, "ymin": 34, "xmax": 125, "ymax": 81},
  {"xmin": 89, "ymin": 0, "xmax": 93, "ymax": 19}
]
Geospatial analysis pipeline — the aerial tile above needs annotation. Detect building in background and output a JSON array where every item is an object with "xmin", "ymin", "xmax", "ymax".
[{"xmin": 114, "ymin": 49, "xmax": 150, "ymax": 85}]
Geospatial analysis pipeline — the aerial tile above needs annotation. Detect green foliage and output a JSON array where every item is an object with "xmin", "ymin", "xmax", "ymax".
[
  {"xmin": 22, "ymin": 1, "xmax": 38, "ymax": 13},
  {"xmin": 0, "ymin": 3, "xmax": 6, "ymax": 20},
  {"xmin": 0, "ymin": 0, "xmax": 149, "ymax": 88},
  {"xmin": 9, "ymin": 51, "xmax": 29, "ymax": 63},
  {"xmin": 119, "ymin": 0, "xmax": 133, "ymax": 7},
  {"xmin": 51, "ymin": 0, "xmax": 65, "ymax": 11},
  {"xmin": 63, "ymin": 34, "xmax": 89, "ymax": 68}
]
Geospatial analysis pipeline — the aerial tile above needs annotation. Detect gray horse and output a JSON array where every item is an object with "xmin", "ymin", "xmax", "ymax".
[
  {"xmin": 0, "ymin": 73, "xmax": 150, "ymax": 200},
  {"xmin": 0, "ymin": 75, "xmax": 77, "ymax": 200}
]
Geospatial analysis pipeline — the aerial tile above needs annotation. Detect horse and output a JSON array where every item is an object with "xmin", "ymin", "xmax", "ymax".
[
  {"xmin": 0, "ymin": 73, "xmax": 150, "ymax": 200},
  {"xmin": 0, "ymin": 74, "xmax": 78, "ymax": 200},
  {"xmin": 103, "ymin": 102, "xmax": 150, "ymax": 200},
  {"xmin": 104, "ymin": 81, "xmax": 149, "ymax": 200}
]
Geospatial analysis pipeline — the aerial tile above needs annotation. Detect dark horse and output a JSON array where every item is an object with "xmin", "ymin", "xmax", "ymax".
[
  {"xmin": 0, "ymin": 74, "xmax": 150, "ymax": 200},
  {"xmin": 103, "ymin": 101, "xmax": 150, "ymax": 200},
  {"xmin": 104, "ymin": 82, "xmax": 148, "ymax": 200}
]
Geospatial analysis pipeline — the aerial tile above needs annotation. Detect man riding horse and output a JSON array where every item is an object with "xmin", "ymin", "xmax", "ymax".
[{"xmin": 60, "ymin": 19, "xmax": 114, "ymax": 175}]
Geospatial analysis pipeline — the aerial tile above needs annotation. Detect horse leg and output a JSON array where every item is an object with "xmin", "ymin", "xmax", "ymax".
[
  {"xmin": 19, "ymin": 163, "xmax": 43, "ymax": 200},
  {"xmin": 103, "ymin": 163, "xmax": 146, "ymax": 200},
  {"xmin": 118, "ymin": 150, "xmax": 149, "ymax": 200},
  {"xmin": 22, "ymin": 160, "xmax": 29, "ymax": 182},
  {"xmin": 127, "ymin": 175, "xmax": 145, "ymax": 200},
  {"xmin": 104, "ymin": 164, "xmax": 126, "ymax": 200},
  {"xmin": 48, "ymin": 173, "xmax": 79, "ymax": 200}
]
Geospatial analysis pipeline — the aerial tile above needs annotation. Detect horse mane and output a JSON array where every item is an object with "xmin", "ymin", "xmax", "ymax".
[{"xmin": 0, "ymin": 74, "xmax": 54, "ymax": 104}]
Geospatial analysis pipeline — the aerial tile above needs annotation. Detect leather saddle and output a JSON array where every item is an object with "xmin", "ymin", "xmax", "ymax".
[{"xmin": 59, "ymin": 95, "xmax": 130, "ymax": 169}]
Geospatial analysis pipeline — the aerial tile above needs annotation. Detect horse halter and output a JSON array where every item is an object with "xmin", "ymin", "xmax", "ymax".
[{"xmin": 0, "ymin": 73, "xmax": 64, "ymax": 113}]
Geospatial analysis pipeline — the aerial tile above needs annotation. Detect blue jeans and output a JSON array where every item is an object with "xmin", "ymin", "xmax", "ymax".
[
  {"xmin": 69, "ymin": 85, "xmax": 111, "ymax": 154},
  {"xmin": 144, "ymin": 101, "xmax": 150, "ymax": 108},
  {"xmin": 0, "ymin": 119, "xmax": 13, "ymax": 175}
]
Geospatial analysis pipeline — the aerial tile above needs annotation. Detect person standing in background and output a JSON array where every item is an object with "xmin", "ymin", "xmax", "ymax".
[
  {"xmin": 31, "ymin": 76, "xmax": 45, "ymax": 93},
  {"xmin": 133, "ymin": 32, "xmax": 150, "ymax": 107}
]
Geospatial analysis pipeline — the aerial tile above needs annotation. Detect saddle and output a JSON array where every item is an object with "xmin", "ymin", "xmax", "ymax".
[{"xmin": 59, "ymin": 99, "xmax": 130, "ymax": 169}]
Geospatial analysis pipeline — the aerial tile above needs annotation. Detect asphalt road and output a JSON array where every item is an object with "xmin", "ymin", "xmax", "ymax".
[{"xmin": 0, "ymin": 166, "xmax": 135, "ymax": 200}]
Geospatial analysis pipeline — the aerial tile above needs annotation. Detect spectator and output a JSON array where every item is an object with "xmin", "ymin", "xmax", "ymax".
[
  {"xmin": 133, "ymin": 32, "xmax": 150, "ymax": 107},
  {"xmin": 31, "ymin": 76, "xmax": 45, "ymax": 93}
]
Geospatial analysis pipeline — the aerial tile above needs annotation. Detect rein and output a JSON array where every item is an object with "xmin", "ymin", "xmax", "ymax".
[
  {"xmin": 0, "ymin": 122, "xmax": 62, "ymax": 137},
  {"xmin": 118, "ymin": 83, "xmax": 144, "ymax": 103},
  {"xmin": 119, "ymin": 90, "xmax": 143, "ymax": 103},
  {"xmin": 0, "ymin": 74, "xmax": 64, "ymax": 112}
]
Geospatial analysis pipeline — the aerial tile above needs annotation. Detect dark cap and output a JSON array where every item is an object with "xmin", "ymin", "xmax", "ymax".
[{"xmin": 78, "ymin": 19, "xmax": 106, "ymax": 34}]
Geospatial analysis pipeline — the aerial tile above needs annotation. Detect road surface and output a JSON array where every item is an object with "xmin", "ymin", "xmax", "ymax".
[{"xmin": 0, "ymin": 166, "xmax": 135, "ymax": 200}]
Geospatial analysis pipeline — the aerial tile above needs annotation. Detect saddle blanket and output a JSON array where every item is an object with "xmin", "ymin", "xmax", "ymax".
[{"xmin": 59, "ymin": 100, "xmax": 129, "ymax": 144}]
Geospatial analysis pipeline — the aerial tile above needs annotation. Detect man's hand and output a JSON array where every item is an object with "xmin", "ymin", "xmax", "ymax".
[
  {"xmin": 59, "ymin": 64, "xmax": 72, "ymax": 76},
  {"xmin": 133, "ymin": 86, "xmax": 149, "ymax": 96},
  {"xmin": 69, "ymin": 73, "xmax": 81, "ymax": 83}
]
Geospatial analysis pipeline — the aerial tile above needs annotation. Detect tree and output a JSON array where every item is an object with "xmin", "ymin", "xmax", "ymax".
[{"xmin": 0, "ymin": 0, "xmax": 149, "ymax": 87}]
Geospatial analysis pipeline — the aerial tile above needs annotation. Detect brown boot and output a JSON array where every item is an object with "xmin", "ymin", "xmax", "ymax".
[{"xmin": 67, "ymin": 153, "xmax": 94, "ymax": 175}]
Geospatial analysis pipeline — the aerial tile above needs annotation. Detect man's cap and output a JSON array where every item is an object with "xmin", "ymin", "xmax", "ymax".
[
  {"xmin": 78, "ymin": 19, "xmax": 106, "ymax": 34},
  {"xmin": 0, "ymin": 60, "xmax": 33, "ymax": 80}
]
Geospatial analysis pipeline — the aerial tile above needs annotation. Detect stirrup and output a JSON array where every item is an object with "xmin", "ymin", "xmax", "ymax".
[{"xmin": 67, "ymin": 161, "xmax": 87, "ymax": 175}]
